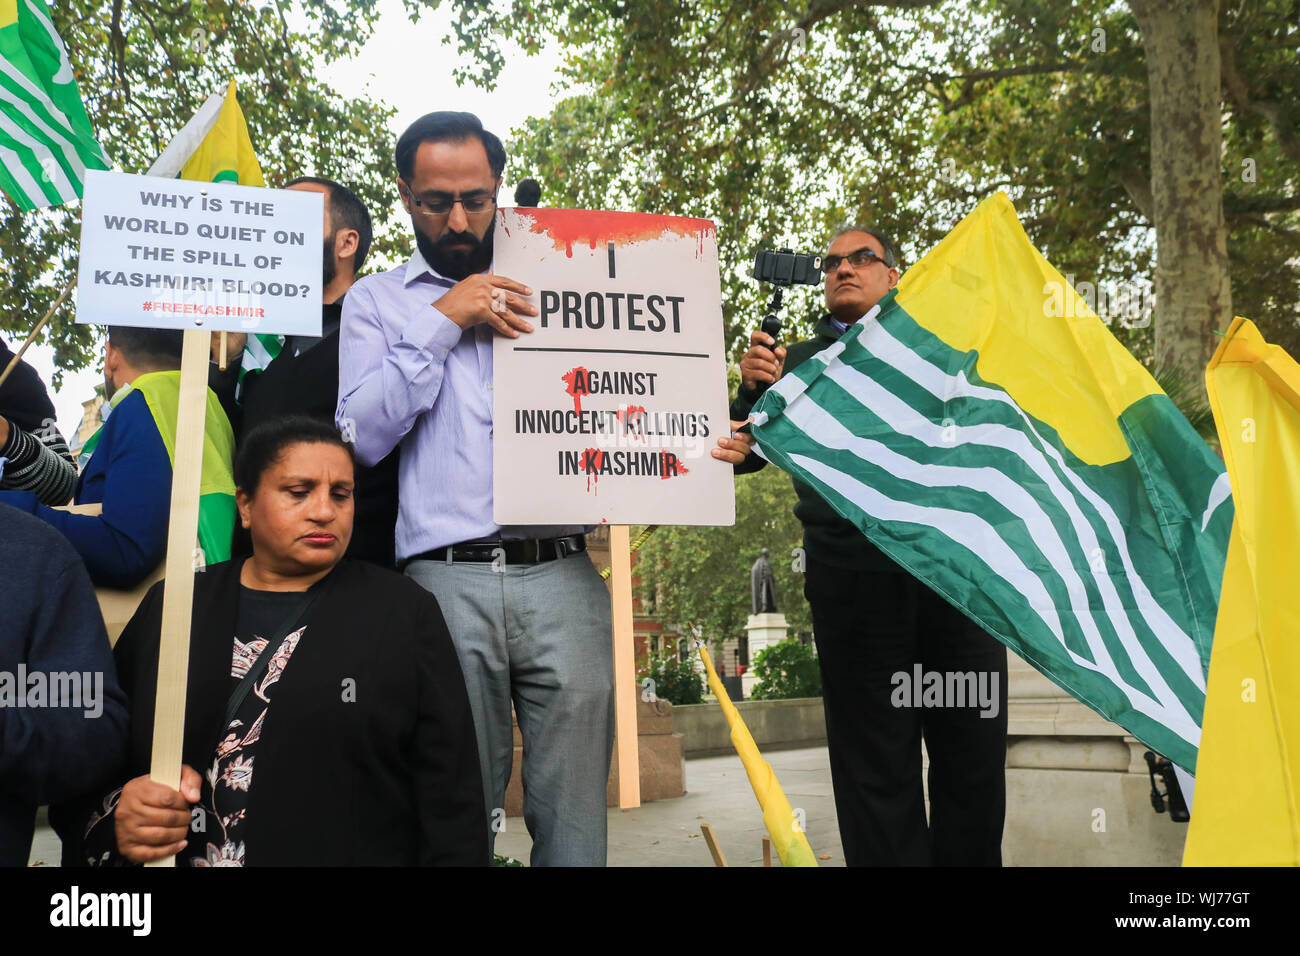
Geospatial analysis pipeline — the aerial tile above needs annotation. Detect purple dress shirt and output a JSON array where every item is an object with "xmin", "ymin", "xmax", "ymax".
[{"xmin": 336, "ymin": 250, "xmax": 587, "ymax": 561}]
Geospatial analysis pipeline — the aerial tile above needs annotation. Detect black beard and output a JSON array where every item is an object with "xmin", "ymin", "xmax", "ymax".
[
  {"xmin": 414, "ymin": 218, "xmax": 494, "ymax": 281},
  {"xmin": 322, "ymin": 231, "xmax": 338, "ymax": 290}
]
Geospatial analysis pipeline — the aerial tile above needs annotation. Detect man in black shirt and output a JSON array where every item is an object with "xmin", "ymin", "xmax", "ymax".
[
  {"xmin": 209, "ymin": 177, "xmax": 400, "ymax": 567},
  {"xmin": 730, "ymin": 226, "xmax": 1008, "ymax": 867}
]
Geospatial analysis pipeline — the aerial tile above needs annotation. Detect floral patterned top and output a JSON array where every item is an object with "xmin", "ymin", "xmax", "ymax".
[
  {"xmin": 83, "ymin": 585, "xmax": 310, "ymax": 867},
  {"xmin": 190, "ymin": 586, "xmax": 309, "ymax": 867}
]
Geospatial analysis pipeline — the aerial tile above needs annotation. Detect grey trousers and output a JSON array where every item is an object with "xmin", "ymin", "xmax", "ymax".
[{"xmin": 405, "ymin": 553, "xmax": 614, "ymax": 866}]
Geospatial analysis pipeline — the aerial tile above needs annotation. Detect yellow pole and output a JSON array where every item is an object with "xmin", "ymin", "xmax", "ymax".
[{"xmin": 698, "ymin": 641, "xmax": 818, "ymax": 867}]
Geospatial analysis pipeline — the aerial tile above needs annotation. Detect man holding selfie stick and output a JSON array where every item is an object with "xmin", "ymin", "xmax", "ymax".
[{"xmin": 728, "ymin": 226, "xmax": 1008, "ymax": 867}]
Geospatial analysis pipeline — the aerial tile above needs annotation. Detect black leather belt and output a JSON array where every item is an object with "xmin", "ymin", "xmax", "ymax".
[{"xmin": 405, "ymin": 534, "xmax": 587, "ymax": 567}]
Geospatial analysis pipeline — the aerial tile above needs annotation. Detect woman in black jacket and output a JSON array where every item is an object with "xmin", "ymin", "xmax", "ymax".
[{"xmin": 69, "ymin": 416, "xmax": 487, "ymax": 866}]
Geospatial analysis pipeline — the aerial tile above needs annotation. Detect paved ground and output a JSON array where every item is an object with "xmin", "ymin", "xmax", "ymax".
[
  {"xmin": 494, "ymin": 746, "xmax": 845, "ymax": 867},
  {"xmin": 26, "ymin": 746, "xmax": 844, "ymax": 867}
]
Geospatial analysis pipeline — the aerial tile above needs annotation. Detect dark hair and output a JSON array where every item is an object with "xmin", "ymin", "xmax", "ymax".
[
  {"xmin": 394, "ymin": 111, "xmax": 506, "ymax": 183},
  {"xmin": 286, "ymin": 176, "xmax": 374, "ymax": 273},
  {"xmin": 831, "ymin": 224, "xmax": 900, "ymax": 269},
  {"xmin": 230, "ymin": 416, "xmax": 356, "ymax": 559},
  {"xmin": 234, "ymin": 416, "xmax": 355, "ymax": 496},
  {"xmin": 514, "ymin": 178, "xmax": 541, "ymax": 207},
  {"xmin": 106, "ymin": 327, "xmax": 184, "ymax": 369}
]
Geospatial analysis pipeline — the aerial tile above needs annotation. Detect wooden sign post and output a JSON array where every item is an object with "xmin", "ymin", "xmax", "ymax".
[
  {"xmin": 75, "ymin": 167, "xmax": 324, "ymax": 867},
  {"xmin": 144, "ymin": 328, "xmax": 210, "ymax": 866},
  {"xmin": 490, "ymin": 209, "xmax": 738, "ymax": 813},
  {"xmin": 609, "ymin": 524, "xmax": 640, "ymax": 808}
]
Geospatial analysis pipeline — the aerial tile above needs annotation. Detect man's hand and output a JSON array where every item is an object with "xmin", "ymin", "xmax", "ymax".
[
  {"xmin": 436, "ymin": 273, "xmax": 537, "ymax": 339},
  {"xmin": 740, "ymin": 330, "xmax": 787, "ymax": 392},
  {"xmin": 712, "ymin": 419, "xmax": 757, "ymax": 465},
  {"xmin": 0, "ymin": 415, "xmax": 9, "ymax": 450},
  {"xmin": 114, "ymin": 764, "xmax": 202, "ymax": 863},
  {"xmin": 209, "ymin": 332, "xmax": 248, "ymax": 363}
]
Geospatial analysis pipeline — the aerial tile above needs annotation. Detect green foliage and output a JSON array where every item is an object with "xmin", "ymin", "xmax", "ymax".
[
  {"xmin": 442, "ymin": 0, "xmax": 1299, "ymax": 372},
  {"xmin": 637, "ymin": 646, "xmax": 703, "ymax": 706},
  {"xmin": 1151, "ymin": 359, "xmax": 1216, "ymax": 439},
  {"xmin": 633, "ymin": 463, "xmax": 812, "ymax": 651},
  {"xmin": 750, "ymin": 638, "xmax": 822, "ymax": 701},
  {"xmin": 492, "ymin": 853, "xmax": 524, "ymax": 867},
  {"xmin": 3, "ymin": 0, "xmax": 429, "ymax": 383}
]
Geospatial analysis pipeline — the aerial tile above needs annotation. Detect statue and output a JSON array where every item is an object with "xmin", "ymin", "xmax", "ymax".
[{"xmin": 750, "ymin": 548, "xmax": 779, "ymax": 614}]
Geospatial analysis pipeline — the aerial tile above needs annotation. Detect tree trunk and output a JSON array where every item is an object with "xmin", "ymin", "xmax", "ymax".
[{"xmin": 1129, "ymin": 0, "xmax": 1231, "ymax": 392}]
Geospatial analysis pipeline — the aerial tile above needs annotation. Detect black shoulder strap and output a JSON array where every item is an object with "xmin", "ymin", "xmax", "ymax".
[{"xmin": 218, "ymin": 575, "xmax": 333, "ymax": 736}]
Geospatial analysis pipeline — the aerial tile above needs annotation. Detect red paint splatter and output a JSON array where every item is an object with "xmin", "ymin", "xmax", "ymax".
[
  {"xmin": 618, "ymin": 404, "xmax": 647, "ymax": 440},
  {"xmin": 513, "ymin": 208, "xmax": 716, "ymax": 260},
  {"xmin": 581, "ymin": 447, "xmax": 605, "ymax": 494},
  {"xmin": 562, "ymin": 366, "xmax": 591, "ymax": 414},
  {"xmin": 660, "ymin": 451, "xmax": 689, "ymax": 480}
]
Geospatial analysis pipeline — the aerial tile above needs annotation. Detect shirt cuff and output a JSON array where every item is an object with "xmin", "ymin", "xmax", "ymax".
[{"xmin": 412, "ymin": 305, "xmax": 466, "ymax": 359}]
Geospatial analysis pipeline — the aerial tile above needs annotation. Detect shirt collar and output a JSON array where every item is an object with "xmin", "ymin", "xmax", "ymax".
[{"xmin": 404, "ymin": 247, "xmax": 458, "ymax": 288}]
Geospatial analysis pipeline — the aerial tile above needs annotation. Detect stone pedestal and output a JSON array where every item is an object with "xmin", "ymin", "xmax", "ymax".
[
  {"xmin": 742, "ymin": 612, "xmax": 789, "ymax": 698},
  {"xmin": 1000, "ymin": 650, "xmax": 1187, "ymax": 864}
]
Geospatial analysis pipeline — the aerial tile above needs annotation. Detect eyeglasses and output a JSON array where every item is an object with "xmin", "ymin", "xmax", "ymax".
[
  {"xmin": 821, "ymin": 246, "xmax": 892, "ymax": 275},
  {"xmin": 407, "ymin": 190, "xmax": 497, "ymax": 217}
]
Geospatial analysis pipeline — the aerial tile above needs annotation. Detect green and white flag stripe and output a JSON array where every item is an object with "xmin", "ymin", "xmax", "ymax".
[
  {"xmin": 238, "ymin": 331, "xmax": 284, "ymax": 386},
  {"xmin": 0, "ymin": 0, "xmax": 109, "ymax": 209},
  {"xmin": 751, "ymin": 298, "xmax": 1231, "ymax": 772}
]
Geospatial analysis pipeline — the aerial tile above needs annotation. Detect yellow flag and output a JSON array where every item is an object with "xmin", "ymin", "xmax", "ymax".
[
  {"xmin": 179, "ymin": 81, "xmax": 264, "ymax": 186},
  {"xmin": 1185, "ymin": 317, "xmax": 1300, "ymax": 865},
  {"xmin": 697, "ymin": 644, "xmax": 818, "ymax": 867}
]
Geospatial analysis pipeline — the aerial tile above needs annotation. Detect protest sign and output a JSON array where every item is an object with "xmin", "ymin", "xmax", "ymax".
[
  {"xmin": 492, "ymin": 208, "xmax": 736, "ymax": 527},
  {"xmin": 76, "ymin": 169, "xmax": 322, "ymax": 335}
]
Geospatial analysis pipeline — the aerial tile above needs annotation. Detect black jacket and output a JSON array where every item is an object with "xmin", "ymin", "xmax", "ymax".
[
  {"xmin": 0, "ymin": 503, "xmax": 128, "ymax": 866},
  {"xmin": 61, "ymin": 558, "xmax": 487, "ymax": 866},
  {"xmin": 731, "ymin": 314, "xmax": 895, "ymax": 571},
  {"xmin": 208, "ymin": 301, "xmax": 401, "ymax": 568}
]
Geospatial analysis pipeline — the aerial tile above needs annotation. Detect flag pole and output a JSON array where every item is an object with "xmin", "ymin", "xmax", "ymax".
[
  {"xmin": 144, "ymin": 327, "xmax": 210, "ymax": 867},
  {"xmin": 0, "ymin": 278, "xmax": 75, "ymax": 389}
]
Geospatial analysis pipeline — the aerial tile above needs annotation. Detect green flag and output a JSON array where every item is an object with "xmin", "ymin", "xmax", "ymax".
[
  {"xmin": 0, "ymin": 0, "xmax": 109, "ymax": 209},
  {"xmin": 750, "ymin": 194, "xmax": 1231, "ymax": 773}
]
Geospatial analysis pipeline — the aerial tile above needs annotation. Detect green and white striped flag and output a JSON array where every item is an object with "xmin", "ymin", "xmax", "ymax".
[
  {"xmin": 0, "ymin": 0, "xmax": 109, "ymax": 209},
  {"xmin": 238, "ymin": 331, "xmax": 284, "ymax": 390},
  {"xmin": 750, "ymin": 195, "xmax": 1231, "ymax": 772}
]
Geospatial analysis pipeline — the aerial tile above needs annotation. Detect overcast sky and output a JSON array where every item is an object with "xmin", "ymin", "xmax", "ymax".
[{"xmin": 23, "ymin": 0, "xmax": 564, "ymax": 441}]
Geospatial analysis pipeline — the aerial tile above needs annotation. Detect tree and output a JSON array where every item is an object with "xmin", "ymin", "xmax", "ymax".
[
  {"xmin": 634, "ymin": 462, "xmax": 813, "ymax": 653},
  {"xmin": 1, "ymin": 0, "xmax": 431, "ymax": 383},
  {"xmin": 441, "ymin": 0, "xmax": 1298, "ymax": 376},
  {"xmin": 1129, "ymin": 0, "xmax": 1231, "ymax": 385}
]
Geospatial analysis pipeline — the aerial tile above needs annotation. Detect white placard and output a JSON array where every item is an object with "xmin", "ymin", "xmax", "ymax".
[
  {"xmin": 492, "ymin": 208, "xmax": 736, "ymax": 527},
  {"xmin": 76, "ymin": 169, "xmax": 322, "ymax": 335}
]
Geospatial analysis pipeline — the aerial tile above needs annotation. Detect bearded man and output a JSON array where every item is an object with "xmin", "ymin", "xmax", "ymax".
[{"xmin": 336, "ymin": 111, "xmax": 614, "ymax": 866}]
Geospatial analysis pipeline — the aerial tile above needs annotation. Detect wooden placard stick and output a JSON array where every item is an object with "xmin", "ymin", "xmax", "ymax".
[
  {"xmin": 700, "ymin": 823, "xmax": 728, "ymax": 867},
  {"xmin": 0, "ymin": 278, "xmax": 74, "ymax": 390},
  {"xmin": 218, "ymin": 331, "xmax": 228, "ymax": 371},
  {"xmin": 144, "ymin": 328, "xmax": 210, "ymax": 867},
  {"xmin": 609, "ymin": 524, "xmax": 640, "ymax": 808}
]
